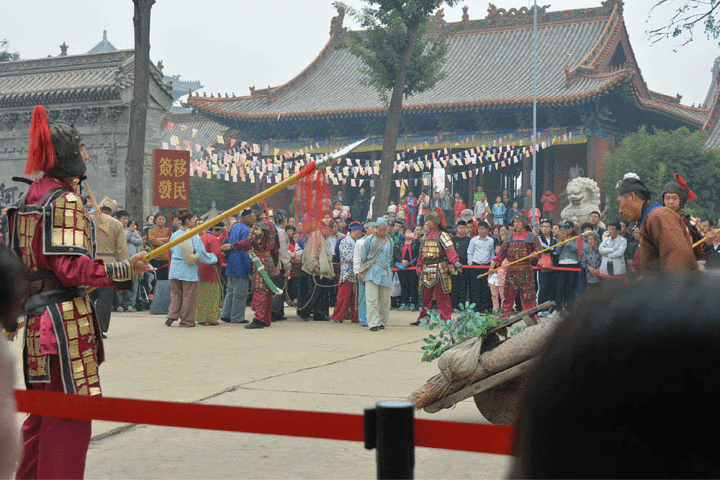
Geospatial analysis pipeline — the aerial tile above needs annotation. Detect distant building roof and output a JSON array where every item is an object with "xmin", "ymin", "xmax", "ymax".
[
  {"xmin": 187, "ymin": 0, "xmax": 707, "ymax": 130},
  {"xmin": 0, "ymin": 49, "xmax": 172, "ymax": 107},
  {"xmin": 87, "ymin": 30, "xmax": 117, "ymax": 54},
  {"xmin": 163, "ymin": 74, "xmax": 204, "ymax": 103}
]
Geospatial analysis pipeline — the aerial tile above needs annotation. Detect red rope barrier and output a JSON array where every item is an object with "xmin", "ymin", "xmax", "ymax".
[{"xmin": 13, "ymin": 389, "xmax": 514, "ymax": 455}]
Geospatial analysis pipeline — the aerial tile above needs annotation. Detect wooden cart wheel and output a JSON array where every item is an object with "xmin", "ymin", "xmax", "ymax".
[{"xmin": 473, "ymin": 376, "xmax": 524, "ymax": 426}]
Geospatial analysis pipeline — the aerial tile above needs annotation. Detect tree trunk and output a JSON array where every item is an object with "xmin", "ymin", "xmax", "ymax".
[
  {"xmin": 125, "ymin": 0, "xmax": 155, "ymax": 223},
  {"xmin": 374, "ymin": 23, "xmax": 423, "ymax": 217}
]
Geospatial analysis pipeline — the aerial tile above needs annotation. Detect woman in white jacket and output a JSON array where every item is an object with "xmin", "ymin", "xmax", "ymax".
[{"xmin": 599, "ymin": 221, "xmax": 627, "ymax": 281}]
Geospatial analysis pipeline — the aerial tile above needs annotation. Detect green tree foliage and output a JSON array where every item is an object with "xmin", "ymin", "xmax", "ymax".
[
  {"xmin": 0, "ymin": 39, "xmax": 20, "ymax": 62},
  {"xmin": 603, "ymin": 126, "xmax": 720, "ymax": 221},
  {"xmin": 335, "ymin": 0, "xmax": 458, "ymax": 214},
  {"xmin": 648, "ymin": 0, "xmax": 720, "ymax": 46}
]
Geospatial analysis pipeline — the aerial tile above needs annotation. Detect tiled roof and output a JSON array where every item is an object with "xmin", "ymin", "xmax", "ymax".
[
  {"xmin": 160, "ymin": 113, "xmax": 227, "ymax": 152},
  {"xmin": 702, "ymin": 81, "xmax": 720, "ymax": 149},
  {"xmin": 187, "ymin": 0, "xmax": 708, "ymax": 130},
  {"xmin": 0, "ymin": 50, "xmax": 172, "ymax": 107}
]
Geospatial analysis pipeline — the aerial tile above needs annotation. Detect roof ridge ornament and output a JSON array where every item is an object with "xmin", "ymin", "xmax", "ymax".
[
  {"xmin": 486, "ymin": 3, "xmax": 549, "ymax": 26},
  {"xmin": 330, "ymin": 5, "xmax": 346, "ymax": 39}
]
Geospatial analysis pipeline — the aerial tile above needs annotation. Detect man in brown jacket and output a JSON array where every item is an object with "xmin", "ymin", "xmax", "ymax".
[
  {"xmin": 92, "ymin": 197, "xmax": 129, "ymax": 335},
  {"xmin": 616, "ymin": 174, "xmax": 697, "ymax": 273}
]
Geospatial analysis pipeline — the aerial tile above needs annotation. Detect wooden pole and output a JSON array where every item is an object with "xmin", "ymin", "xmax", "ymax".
[
  {"xmin": 143, "ymin": 166, "xmax": 311, "ymax": 262},
  {"xmin": 142, "ymin": 137, "xmax": 368, "ymax": 263},
  {"xmin": 692, "ymin": 228, "xmax": 720, "ymax": 249},
  {"xmin": 477, "ymin": 232, "xmax": 589, "ymax": 279}
]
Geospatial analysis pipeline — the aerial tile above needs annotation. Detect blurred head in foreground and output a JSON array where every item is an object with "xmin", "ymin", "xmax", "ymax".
[
  {"xmin": 0, "ymin": 245, "xmax": 28, "ymax": 478},
  {"xmin": 512, "ymin": 273, "xmax": 720, "ymax": 478}
]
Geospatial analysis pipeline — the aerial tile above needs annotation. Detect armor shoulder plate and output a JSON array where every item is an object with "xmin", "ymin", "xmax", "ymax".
[
  {"xmin": 439, "ymin": 231, "xmax": 454, "ymax": 250},
  {"xmin": 43, "ymin": 191, "xmax": 95, "ymax": 257}
]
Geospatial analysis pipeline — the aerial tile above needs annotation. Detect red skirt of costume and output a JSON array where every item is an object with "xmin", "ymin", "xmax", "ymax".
[{"xmin": 493, "ymin": 231, "xmax": 542, "ymax": 314}]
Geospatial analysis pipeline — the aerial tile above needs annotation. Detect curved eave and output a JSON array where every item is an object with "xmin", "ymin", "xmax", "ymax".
[{"xmin": 629, "ymin": 83, "xmax": 709, "ymax": 127}]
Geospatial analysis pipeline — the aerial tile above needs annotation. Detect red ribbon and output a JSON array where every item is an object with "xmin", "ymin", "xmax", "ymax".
[{"xmin": 13, "ymin": 389, "xmax": 513, "ymax": 454}]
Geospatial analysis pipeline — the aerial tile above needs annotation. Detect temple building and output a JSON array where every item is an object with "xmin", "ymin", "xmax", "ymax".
[
  {"xmin": 185, "ymin": 0, "xmax": 712, "ymax": 213},
  {"xmin": 0, "ymin": 42, "xmax": 173, "ymax": 209}
]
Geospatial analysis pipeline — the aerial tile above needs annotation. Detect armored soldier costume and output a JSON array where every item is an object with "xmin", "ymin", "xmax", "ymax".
[
  {"xmin": 492, "ymin": 211, "xmax": 542, "ymax": 314},
  {"xmin": 415, "ymin": 208, "xmax": 461, "ymax": 322},
  {"xmin": 661, "ymin": 173, "xmax": 713, "ymax": 260},
  {"xmin": 9, "ymin": 106, "xmax": 146, "ymax": 480},
  {"xmin": 231, "ymin": 202, "xmax": 280, "ymax": 329}
]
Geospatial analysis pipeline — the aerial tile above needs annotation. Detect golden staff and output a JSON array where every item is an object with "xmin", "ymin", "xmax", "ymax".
[
  {"xmin": 142, "ymin": 138, "xmax": 368, "ymax": 263},
  {"xmin": 477, "ymin": 231, "xmax": 591, "ymax": 279},
  {"xmin": 692, "ymin": 228, "xmax": 720, "ymax": 249}
]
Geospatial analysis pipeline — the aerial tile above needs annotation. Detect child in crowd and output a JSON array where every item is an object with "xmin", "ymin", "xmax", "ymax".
[
  {"xmin": 488, "ymin": 244, "xmax": 508, "ymax": 312},
  {"xmin": 492, "ymin": 196, "xmax": 506, "ymax": 225}
]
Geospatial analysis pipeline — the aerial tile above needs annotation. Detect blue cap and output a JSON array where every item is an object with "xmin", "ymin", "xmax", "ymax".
[{"xmin": 376, "ymin": 217, "xmax": 389, "ymax": 226}]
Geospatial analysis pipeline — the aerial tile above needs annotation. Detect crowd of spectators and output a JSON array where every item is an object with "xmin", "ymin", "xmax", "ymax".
[{"xmin": 4, "ymin": 181, "xmax": 716, "ymax": 323}]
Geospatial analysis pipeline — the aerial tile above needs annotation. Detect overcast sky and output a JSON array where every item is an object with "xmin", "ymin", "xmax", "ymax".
[{"xmin": 2, "ymin": 0, "xmax": 718, "ymax": 108}]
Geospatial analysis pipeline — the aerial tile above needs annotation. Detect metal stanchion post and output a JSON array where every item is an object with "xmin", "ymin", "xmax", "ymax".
[{"xmin": 364, "ymin": 400, "xmax": 414, "ymax": 479}]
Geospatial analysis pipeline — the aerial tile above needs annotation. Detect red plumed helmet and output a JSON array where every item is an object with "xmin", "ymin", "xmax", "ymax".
[
  {"xmin": 674, "ymin": 173, "xmax": 697, "ymax": 202},
  {"xmin": 427, "ymin": 206, "xmax": 446, "ymax": 228},
  {"xmin": 25, "ymin": 105, "xmax": 55, "ymax": 175}
]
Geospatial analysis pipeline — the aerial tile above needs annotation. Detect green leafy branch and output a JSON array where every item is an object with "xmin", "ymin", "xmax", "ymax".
[{"xmin": 419, "ymin": 301, "xmax": 501, "ymax": 362}]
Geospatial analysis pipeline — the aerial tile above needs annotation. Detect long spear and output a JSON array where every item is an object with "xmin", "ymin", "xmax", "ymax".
[
  {"xmin": 142, "ymin": 138, "xmax": 368, "ymax": 263},
  {"xmin": 477, "ymin": 231, "xmax": 591, "ymax": 279}
]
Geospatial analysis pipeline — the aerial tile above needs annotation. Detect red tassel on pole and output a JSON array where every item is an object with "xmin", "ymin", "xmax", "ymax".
[
  {"xmin": 25, "ymin": 106, "xmax": 55, "ymax": 175},
  {"xmin": 674, "ymin": 173, "xmax": 697, "ymax": 202}
]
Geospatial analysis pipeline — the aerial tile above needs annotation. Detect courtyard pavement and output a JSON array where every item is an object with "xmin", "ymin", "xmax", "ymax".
[{"xmin": 8, "ymin": 306, "xmax": 512, "ymax": 479}]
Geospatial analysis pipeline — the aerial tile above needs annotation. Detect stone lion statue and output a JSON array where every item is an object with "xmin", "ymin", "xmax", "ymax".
[{"xmin": 561, "ymin": 177, "xmax": 602, "ymax": 226}]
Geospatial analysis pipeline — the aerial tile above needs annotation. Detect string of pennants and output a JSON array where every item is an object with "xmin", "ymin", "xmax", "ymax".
[{"xmin": 161, "ymin": 124, "xmax": 562, "ymax": 187}]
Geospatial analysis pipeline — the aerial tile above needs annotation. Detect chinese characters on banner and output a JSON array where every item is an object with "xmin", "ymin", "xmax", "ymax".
[{"xmin": 153, "ymin": 149, "xmax": 190, "ymax": 207}]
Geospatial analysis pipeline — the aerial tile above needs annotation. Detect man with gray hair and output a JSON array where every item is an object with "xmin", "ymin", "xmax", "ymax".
[
  {"xmin": 272, "ymin": 210, "xmax": 291, "ymax": 321},
  {"xmin": 358, "ymin": 218, "xmax": 395, "ymax": 331},
  {"xmin": 219, "ymin": 208, "xmax": 255, "ymax": 323},
  {"xmin": 353, "ymin": 221, "xmax": 376, "ymax": 326},
  {"xmin": 92, "ymin": 197, "xmax": 129, "ymax": 337}
]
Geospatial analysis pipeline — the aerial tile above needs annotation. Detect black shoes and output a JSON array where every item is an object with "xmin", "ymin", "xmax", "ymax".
[
  {"xmin": 238, "ymin": 319, "xmax": 249, "ymax": 324},
  {"xmin": 220, "ymin": 318, "xmax": 231, "ymax": 323},
  {"xmin": 165, "ymin": 318, "xmax": 176, "ymax": 327},
  {"xmin": 244, "ymin": 320, "xmax": 266, "ymax": 329},
  {"xmin": 409, "ymin": 320, "xmax": 421, "ymax": 326},
  {"xmin": 313, "ymin": 313, "xmax": 330, "ymax": 321},
  {"xmin": 369, "ymin": 326, "xmax": 378, "ymax": 331},
  {"xmin": 378, "ymin": 325, "xmax": 385, "ymax": 330}
]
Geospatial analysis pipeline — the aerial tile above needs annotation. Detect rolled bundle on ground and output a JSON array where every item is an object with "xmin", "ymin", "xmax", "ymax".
[{"xmin": 408, "ymin": 320, "xmax": 559, "ymax": 410}]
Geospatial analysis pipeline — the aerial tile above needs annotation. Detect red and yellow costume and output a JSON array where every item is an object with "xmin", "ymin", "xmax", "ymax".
[
  {"xmin": 492, "ymin": 214, "xmax": 542, "ymax": 314},
  {"xmin": 9, "ymin": 106, "xmax": 137, "ymax": 480},
  {"xmin": 416, "ymin": 208, "xmax": 461, "ymax": 322},
  {"xmin": 232, "ymin": 207, "xmax": 279, "ymax": 328}
]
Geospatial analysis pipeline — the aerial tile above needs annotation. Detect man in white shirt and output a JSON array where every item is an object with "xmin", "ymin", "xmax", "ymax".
[
  {"xmin": 467, "ymin": 220, "xmax": 495, "ymax": 312},
  {"xmin": 599, "ymin": 221, "xmax": 627, "ymax": 284}
]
